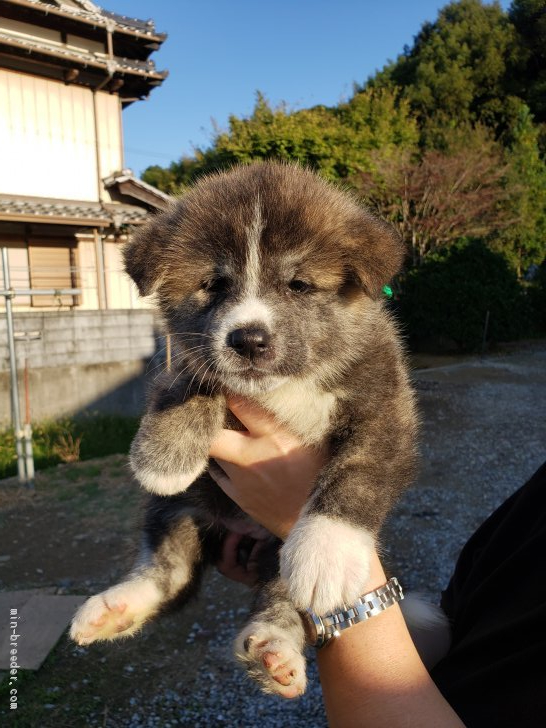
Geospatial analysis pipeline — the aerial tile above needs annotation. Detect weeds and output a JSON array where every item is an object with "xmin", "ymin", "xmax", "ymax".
[
  {"xmin": 53, "ymin": 431, "xmax": 82, "ymax": 463},
  {"xmin": 0, "ymin": 414, "xmax": 139, "ymax": 479}
]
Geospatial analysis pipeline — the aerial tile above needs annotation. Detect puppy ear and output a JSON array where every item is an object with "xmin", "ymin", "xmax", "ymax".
[
  {"xmin": 347, "ymin": 210, "xmax": 405, "ymax": 299},
  {"xmin": 123, "ymin": 213, "xmax": 168, "ymax": 296}
]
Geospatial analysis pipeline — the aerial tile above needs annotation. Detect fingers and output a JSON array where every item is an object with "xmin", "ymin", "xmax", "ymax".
[
  {"xmin": 210, "ymin": 397, "xmax": 298, "ymax": 463},
  {"xmin": 209, "ymin": 428, "xmax": 252, "ymax": 462},
  {"xmin": 216, "ymin": 531, "xmax": 260, "ymax": 587},
  {"xmin": 216, "ymin": 531, "xmax": 243, "ymax": 574},
  {"xmin": 247, "ymin": 538, "xmax": 264, "ymax": 572},
  {"xmin": 225, "ymin": 396, "xmax": 280, "ymax": 437}
]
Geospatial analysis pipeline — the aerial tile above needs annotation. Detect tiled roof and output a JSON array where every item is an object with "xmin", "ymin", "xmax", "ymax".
[
  {"xmin": 4, "ymin": 0, "xmax": 166, "ymax": 40},
  {"xmin": 103, "ymin": 169, "xmax": 172, "ymax": 209},
  {"xmin": 0, "ymin": 197, "xmax": 149, "ymax": 226},
  {"xmin": 102, "ymin": 203, "xmax": 149, "ymax": 225}
]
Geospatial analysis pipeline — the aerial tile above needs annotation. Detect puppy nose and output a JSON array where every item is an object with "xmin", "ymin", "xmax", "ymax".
[{"xmin": 227, "ymin": 327, "xmax": 272, "ymax": 360}]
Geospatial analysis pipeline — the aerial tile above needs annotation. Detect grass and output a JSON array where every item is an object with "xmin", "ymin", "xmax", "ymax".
[{"xmin": 0, "ymin": 414, "xmax": 139, "ymax": 479}]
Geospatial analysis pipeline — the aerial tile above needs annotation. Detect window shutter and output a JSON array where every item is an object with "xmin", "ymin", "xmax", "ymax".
[{"xmin": 28, "ymin": 242, "xmax": 78, "ymax": 307}]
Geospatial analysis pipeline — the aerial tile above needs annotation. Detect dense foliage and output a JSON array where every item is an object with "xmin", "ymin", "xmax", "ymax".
[
  {"xmin": 144, "ymin": 88, "xmax": 419, "ymax": 187},
  {"xmin": 141, "ymin": 0, "xmax": 546, "ymax": 345},
  {"xmin": 397, "ymin": 239, "xmax": 533, "ymax": 350},
  {"xmin": 369, "ymin": 0, "xmax": 520, "ymax": 137}
]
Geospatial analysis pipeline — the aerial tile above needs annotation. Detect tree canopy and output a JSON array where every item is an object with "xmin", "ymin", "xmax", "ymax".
[
  {"xmin": 141, "ymin": 0, "xmax": 546, "ymax": 271},
  {"xmin": 368, "ymin": 0, "xmax": 521, "ymax": 138}
]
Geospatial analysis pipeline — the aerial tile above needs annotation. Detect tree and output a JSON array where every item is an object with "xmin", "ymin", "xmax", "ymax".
[
  {"xmin": 368, "ymin": 0, "xmax": 521, "ymax": 143},
  {"xmin": 354, "ymin": 128, "xmax": 516, "ymax": 265},
  {"xmin": 141, "ymin": 164, "xmax": 185, "ymax": 195},
  {"xmin": 141, "ymin": 89, "xmax": 418, "ymax": 190},
  {"xmin": 140, "ymin": 0, "xmax": 546, "ymax": 279}
]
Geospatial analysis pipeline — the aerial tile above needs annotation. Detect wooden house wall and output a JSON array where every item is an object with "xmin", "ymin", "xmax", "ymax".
[{"xmin": 0, "ymin": 68, "xmax": 123, "ymax": 201}]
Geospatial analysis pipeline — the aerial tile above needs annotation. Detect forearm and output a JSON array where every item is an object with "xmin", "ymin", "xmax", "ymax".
[{"xmin": 316, "ymin": 552, "xmax": 465, "ymax": 728}]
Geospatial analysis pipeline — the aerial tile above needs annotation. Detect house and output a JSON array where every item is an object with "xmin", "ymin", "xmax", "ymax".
[
  {"xmin": 0, "ymin": 0, "xmax": 170, "ymax": 311},
  {"xmin": 0, "ymin": 0, "xmax": 172, "ymax": 424}
]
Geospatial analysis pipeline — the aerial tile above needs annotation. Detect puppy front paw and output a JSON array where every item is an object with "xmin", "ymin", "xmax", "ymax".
[
  {"xmin": 132, "ymin": 460, "xmax": 208, "ymax": 495},
  {"xmin": 280, "ymin": 514, "xmax": 375, "ymax": 615},
  {"xmin": 70, "ymin": 579, "xmax": 162, "ymax": 645},
  {"xmin": 129, "ymin": 391, "xmax": 224, "ymax": 495},
  {"xmin": 235, "ymin": 622, "xmax": 306, "ymax": 699},
  {"xmin": 129, "ymin": 423, "xmax": 209, "ymax": 494}
]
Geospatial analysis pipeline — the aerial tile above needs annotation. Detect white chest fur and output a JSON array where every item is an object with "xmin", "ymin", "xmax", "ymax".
[{"xmin": 255, "ymin": 377, "xmax": 337, "ymax": 446}]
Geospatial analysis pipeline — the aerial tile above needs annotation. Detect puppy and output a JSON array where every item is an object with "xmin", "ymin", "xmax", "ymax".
[{"xmin": 71, "ymin": 162, "xmax": 417, "ymax": 698}]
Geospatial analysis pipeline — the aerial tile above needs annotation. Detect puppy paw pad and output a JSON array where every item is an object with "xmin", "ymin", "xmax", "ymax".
[
  {"xmin": 70, "ymin": 581, "xmax": 161, "ymax": 645},
  {"xmin": 236, "ymin": 629, "xmax": 306, "ymax": 699}
]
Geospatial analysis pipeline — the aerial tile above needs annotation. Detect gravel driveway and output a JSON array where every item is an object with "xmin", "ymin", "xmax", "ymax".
[{"xmin": 4, "ymin": 347, "xmax": 545, "ymax": 727}]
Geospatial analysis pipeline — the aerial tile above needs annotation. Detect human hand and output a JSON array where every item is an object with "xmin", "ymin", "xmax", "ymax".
[
  {"xmin": 215, "ymin": 531, "xmax": 265, "ymax": 587},
  {"xmin": 209, "ymin": 397, "xmax": 328, "ymax": 541}
]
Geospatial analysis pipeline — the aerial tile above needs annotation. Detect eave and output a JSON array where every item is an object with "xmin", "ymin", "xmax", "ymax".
[
  {"xmin": 0, "ymin": 30, "xmax": 168, "ymax": 98},
  {"xmin": 103, "ymin": 171, "xmax": 172, "ymax": 212},
  {"xmin": 0, "ymin": 0, "xmax": 166, "ymax": 47}
]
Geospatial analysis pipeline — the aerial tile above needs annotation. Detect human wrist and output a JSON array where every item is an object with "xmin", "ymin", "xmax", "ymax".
[{"xmin": 303, "ymin": 551, "xmax": 398, "ymax": 648}]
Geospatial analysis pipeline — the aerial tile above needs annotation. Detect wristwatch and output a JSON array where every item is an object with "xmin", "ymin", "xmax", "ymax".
[{"xmin": 304, "ymin": 577, "xmax": 404, "ymax": 648}]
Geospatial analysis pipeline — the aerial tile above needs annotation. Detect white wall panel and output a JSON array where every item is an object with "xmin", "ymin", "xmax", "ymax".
[
  {"xmin": 95, "ymin": 92, "xmax": 123, "ymax": 185},
  {"xmin": 0, "ymin": 18, "xmax": 61, "ymax": 44},
  {"xmin": 0, "ymin": 70, "xmax": 123, "ymax": 201}
]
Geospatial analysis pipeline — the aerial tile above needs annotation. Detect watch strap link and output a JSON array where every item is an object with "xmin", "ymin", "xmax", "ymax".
[{"xmin": 308, "ymin": 576, "xmax": 404, "ymax": 648}]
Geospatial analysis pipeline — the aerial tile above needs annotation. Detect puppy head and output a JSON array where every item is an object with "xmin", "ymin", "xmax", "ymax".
[{"xmin": 124, "ymin": 162, "xmax": 404, "ymax": 393}]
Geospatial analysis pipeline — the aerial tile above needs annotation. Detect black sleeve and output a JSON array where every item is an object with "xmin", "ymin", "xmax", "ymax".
[{"xmin": 430, "ymin": 461, "xmax": 546, "ymax": 728}]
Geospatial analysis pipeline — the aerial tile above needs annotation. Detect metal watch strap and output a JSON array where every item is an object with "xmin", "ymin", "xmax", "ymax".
[{"xmin": 307, "ymin": 577, "xmax": 404, "ymax": 648}]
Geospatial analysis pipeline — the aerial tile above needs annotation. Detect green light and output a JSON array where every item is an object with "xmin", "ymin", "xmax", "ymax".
[{"xmin": 382, "ymin": 285, "xmax": 393, "ymax": 298}]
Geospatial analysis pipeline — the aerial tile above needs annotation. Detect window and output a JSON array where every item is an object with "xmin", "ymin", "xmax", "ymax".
[{"xmin": 28, "ymin": 240, "xmax": 79, "ymax": 307}]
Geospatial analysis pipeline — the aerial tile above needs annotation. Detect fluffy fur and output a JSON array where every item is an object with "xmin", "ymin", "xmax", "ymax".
[{"xmin": 70, "ymin": 162, "xmax": 418, "ymax": 698}]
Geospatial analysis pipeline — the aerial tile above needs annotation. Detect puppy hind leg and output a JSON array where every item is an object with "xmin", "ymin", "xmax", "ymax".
[
  {"xmin": 71, "ymin": 511, "xmax": 204, "ymax": 645},
  {"xmin": 235, "ymin": 578, "xmax": 308, "ymax": 699}
]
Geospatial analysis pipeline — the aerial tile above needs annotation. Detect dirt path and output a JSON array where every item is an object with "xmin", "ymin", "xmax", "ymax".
[{"xmin": 1, "ymin": 347, "xmax": 545, "ymax": 727}]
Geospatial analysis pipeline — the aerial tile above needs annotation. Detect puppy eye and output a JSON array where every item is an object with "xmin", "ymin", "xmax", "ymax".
[
  {"xmin": 202, "ymin": 277, "xmax": 230, "ymax": 294},
  {"xmin": 288, "ymin": 279, "xmax": 311, "ymax": 294}
]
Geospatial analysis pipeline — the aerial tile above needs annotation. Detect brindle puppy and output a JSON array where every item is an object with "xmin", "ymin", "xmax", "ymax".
[{"xmin": 71, "ymin": 162, "xmax": 417, "ymax": 698}]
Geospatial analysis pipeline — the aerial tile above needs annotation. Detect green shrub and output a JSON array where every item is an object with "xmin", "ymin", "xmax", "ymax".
[
  {"xmin": 397, "ymin": 239, "xmax": 532, "ymax": 351},
  {"xmin": 0, "ymin": 414, "xmax": 139, "ymax": 480}
]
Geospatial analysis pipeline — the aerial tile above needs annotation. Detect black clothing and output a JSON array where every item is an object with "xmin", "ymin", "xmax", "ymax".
[{"xmin": 431, "ymin": 461, "xmax": 546, "ymax": 728}]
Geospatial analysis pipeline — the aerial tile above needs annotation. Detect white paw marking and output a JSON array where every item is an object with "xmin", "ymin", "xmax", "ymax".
[
  {"xmin": 70, "ymin": 579, "xmax": 162, "ymax": 645},
  {"xmin": 134, "ymin": 461, "xmax": 207, "ymax": 495},
  {"xmin": 235, "ymin": 622, "xmax": 306, "ymax": 699},
  {"xmin": 280, "ymin": 515, "xmax": 374, "ymax": 614}
]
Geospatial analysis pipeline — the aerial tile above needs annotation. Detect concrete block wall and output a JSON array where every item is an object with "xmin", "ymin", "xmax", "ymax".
[
  {"xmin": 0, "ymin": 310, "xmax": 159, "ymax": 423},
  {"xmin": 0, "ymin": 310, "xmax": 156, "ymax": 370}
]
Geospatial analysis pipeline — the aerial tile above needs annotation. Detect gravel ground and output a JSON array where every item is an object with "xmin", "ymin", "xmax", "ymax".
[{"xmin": 119, "ymin": 346, "xmax": 546, "ymax": 728}]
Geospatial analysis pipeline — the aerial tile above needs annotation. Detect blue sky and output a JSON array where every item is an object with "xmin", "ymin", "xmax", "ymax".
[{"xmin": 106, "ymin": 0, "xmax": 510, "ymax": 176}]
